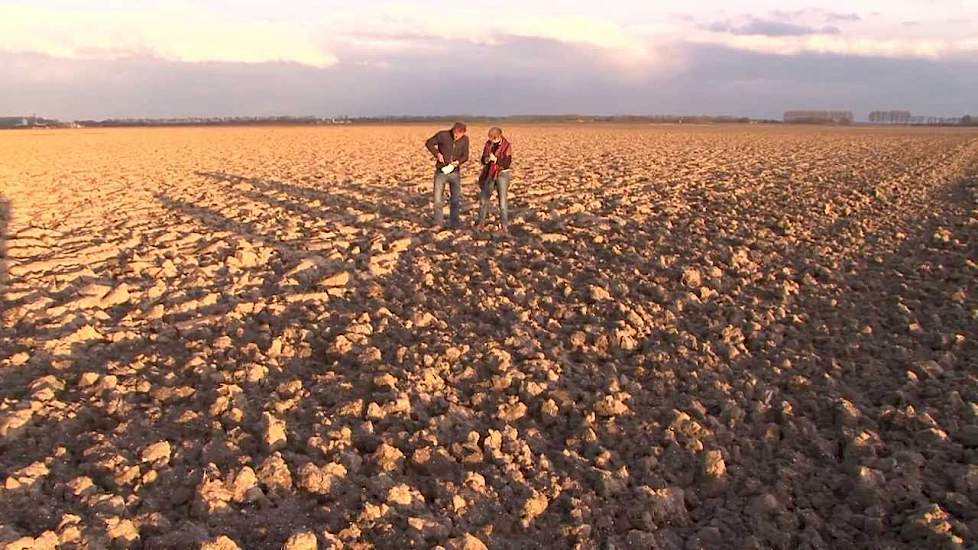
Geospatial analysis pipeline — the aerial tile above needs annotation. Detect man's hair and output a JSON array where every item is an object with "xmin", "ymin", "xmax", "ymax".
[
  {"xmin": 488, "ymin": 127, "xmax": 503, "ymax": 139},
  {"xmin": 452, "ymin": 122, "xmax": 467, "ymax": 133}
]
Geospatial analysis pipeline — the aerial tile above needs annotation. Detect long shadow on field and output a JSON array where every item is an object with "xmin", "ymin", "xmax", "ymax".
[
  {"xmin": 0, "ymin": 188, "xmax": 425, "ymax": 546},
  {"xmin": 585, "ymin": 168, "xmax": 978, "ymax": 548},
  {"xmin": 194, "ymin": 171, "xmax": 428, "ymax": 230},
  {"xmin": 0, "ymin": 166, "xmax": 554, "ymax": 548},
  {"xmin": 767, "ymin": 175, "xmax": 978, "ymax": 548},
  {"xmin": 0, "ymin": 196, "xmax": 11, "ymax": 362},
  {"xmin": 193, "ymin": 170, "xmax": 533, "ymax": 234},
  {"xmin": 188, "ymin": 163, "xmax": 978, "ymax": 547},
  {"xmin": 0, "ymin": 197, "xmax": 9, "ymax": 301},
  {"xmin": 2, "ymin": 157, "xmax": 975, "ymax": 549},
  {"xmin": 465, "ymin": 156, "xmax": 978, "ymax": 547}
]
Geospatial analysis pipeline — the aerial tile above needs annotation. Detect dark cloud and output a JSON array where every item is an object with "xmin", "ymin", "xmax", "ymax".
[
  {"xmin": 708, "ymin": 17, "xmax": 840, "ymax": 37},
  {"xmin": 0, "ymin": 38, "xmax": 623, "ymax": 119},
  {"xmin": 1, "ymin": 40, "xmax": 976, "ymax": 121},
  {"xmin": 664, "ymin": 45, "xmax": 978, "ymax": 118}
]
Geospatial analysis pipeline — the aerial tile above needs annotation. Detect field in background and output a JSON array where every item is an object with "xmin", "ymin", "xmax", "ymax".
[{"xmin": 1, "ymin": 125, "xmax": 976, "ymax": 548}]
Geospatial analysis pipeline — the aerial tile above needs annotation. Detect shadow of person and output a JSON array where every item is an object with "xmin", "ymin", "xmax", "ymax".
[
  {"xmin": 0, "ymin": 197, "xmax": 8, "ymax": 300},
  {"xmin": 193, "ymin": 171, "xmax": 429, "ymax": 230}
]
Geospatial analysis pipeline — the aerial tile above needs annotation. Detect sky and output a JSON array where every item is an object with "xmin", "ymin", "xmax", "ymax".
[{"xmin": 1, "ymin": 0, "xmax": 977, "ymax": 120}]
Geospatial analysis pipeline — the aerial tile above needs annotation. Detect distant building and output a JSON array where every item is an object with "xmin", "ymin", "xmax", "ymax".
[
  {"xmin": 869, "ymin": 110, "xmax": 911, "ymax": 125},
  {"xmin": 784, "ymin": 111, "xmax": 854, "ymax": 124}
]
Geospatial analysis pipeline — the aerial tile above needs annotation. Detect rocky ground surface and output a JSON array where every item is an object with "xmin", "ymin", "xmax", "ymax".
[{"xmin": 0, "ymin": 125, "xmax": 976, "ymax": 549}]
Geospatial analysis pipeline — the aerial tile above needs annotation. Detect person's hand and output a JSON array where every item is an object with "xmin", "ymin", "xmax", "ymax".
[
  {"xmin": 452, "ymin": 160, "xmax": 460, "ymax": 167},
  {"xmin": 437, "ymin": 153, "xmax": 445, "ymax": 164},
  {"xmin": 489, "ymin": 153, "xmax": 497, "ymax": 163}
]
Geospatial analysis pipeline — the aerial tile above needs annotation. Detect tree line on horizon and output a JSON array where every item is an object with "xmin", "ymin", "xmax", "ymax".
[{"xmin": 1, "ymin": 113, "xmax": 977, "ymax": 129}]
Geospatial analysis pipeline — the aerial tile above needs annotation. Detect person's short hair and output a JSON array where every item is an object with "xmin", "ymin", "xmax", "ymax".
[
  {"xmin": 452, "ymin": 122, "xmax": 467, "ymax": 133},
  {"xmin": 488, "ymin": 127, "xmax": 503, "ymax": 139}
]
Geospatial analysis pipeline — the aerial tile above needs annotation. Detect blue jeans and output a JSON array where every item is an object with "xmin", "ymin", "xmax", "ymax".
[
  {"xmin": 433, "ymin": 170, "xmax": 461, "ymax": 227},
  {"xmin": 477, "ymin": 169, "xmax": 510, "ymax": 227}
]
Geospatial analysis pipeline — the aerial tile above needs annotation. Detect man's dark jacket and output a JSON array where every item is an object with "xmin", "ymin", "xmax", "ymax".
[{"xmin": 425, "ymin": 130, "xmax": 470, "ymax": 172}]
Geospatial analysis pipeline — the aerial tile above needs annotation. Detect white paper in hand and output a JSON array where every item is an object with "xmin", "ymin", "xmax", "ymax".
[{"xmin": 441, "ymin": 164, "xmax": 456, "ymax": 174}]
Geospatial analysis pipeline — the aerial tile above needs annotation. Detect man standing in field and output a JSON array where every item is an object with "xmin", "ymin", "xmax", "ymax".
[{"xmin": 425, "ymin": 122, "xmax": 469, "ymax": 228}]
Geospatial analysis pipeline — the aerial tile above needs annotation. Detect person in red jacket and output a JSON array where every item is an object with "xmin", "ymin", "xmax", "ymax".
[{"xmin": 476, "ymin": 127, "xmax": 512, "ymax": 231}]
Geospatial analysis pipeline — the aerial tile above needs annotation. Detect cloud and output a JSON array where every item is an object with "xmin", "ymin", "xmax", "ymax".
[
  {"xmin": 0, "ymin": 4, "xmax": 337, "ymax": 68},
  {"xmin": 504, "ymin": 16, "xmax": 646, "ymax": 55},
  {"xmin": 0, "ymin": 40, "xmax": 636, "ymax": 119},
  {"xmin": 342, "ymin": 32, "xmax": 444, "ymax": 52},
  {"xmin": 3, "ymin": 1, "xmax": 976, "ymax": 71},
  {"xmin": 771, "ymin": 9, "xmax": 862, "ymax": 23},
  {"xmin": 693, "ymin": 10, "xmax": 977, "ymax": 60},
  {"xmin": 689, "ymin": 32, "xmax": 964, "ymax": 59},
  {"xmin": 4, "ymin": 39, "xmax": 977, "ymax": 122},
  {"xmin": 709, "ymin": 18, "xmax": 841, "ymax": 37},
  {"xmin": 330, "ymin": 6, "xmax": 653, "ymax": 60},
  {"xmin": 0, "ymin": 2, "xmax": 663, "ymax": 72},
  {"xmin": 672, "ymin": 44, "xmax": 978, "ymax": 117},
  {"xmin": 2, "ymin": 0, "xmax": 978, "ymax": 116},
  {"xmin": 823, "ymin": 12, "xmax": 862, "ymax": 23}
]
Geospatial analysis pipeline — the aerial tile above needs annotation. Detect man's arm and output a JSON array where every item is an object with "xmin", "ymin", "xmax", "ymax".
[
  {"xmin": 456, "ymin": 137, "xmax": 470, "ymax": 165},
  {"xmin": 425, "ymin": 133, "xmax": 441, "ymax": 159}
]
